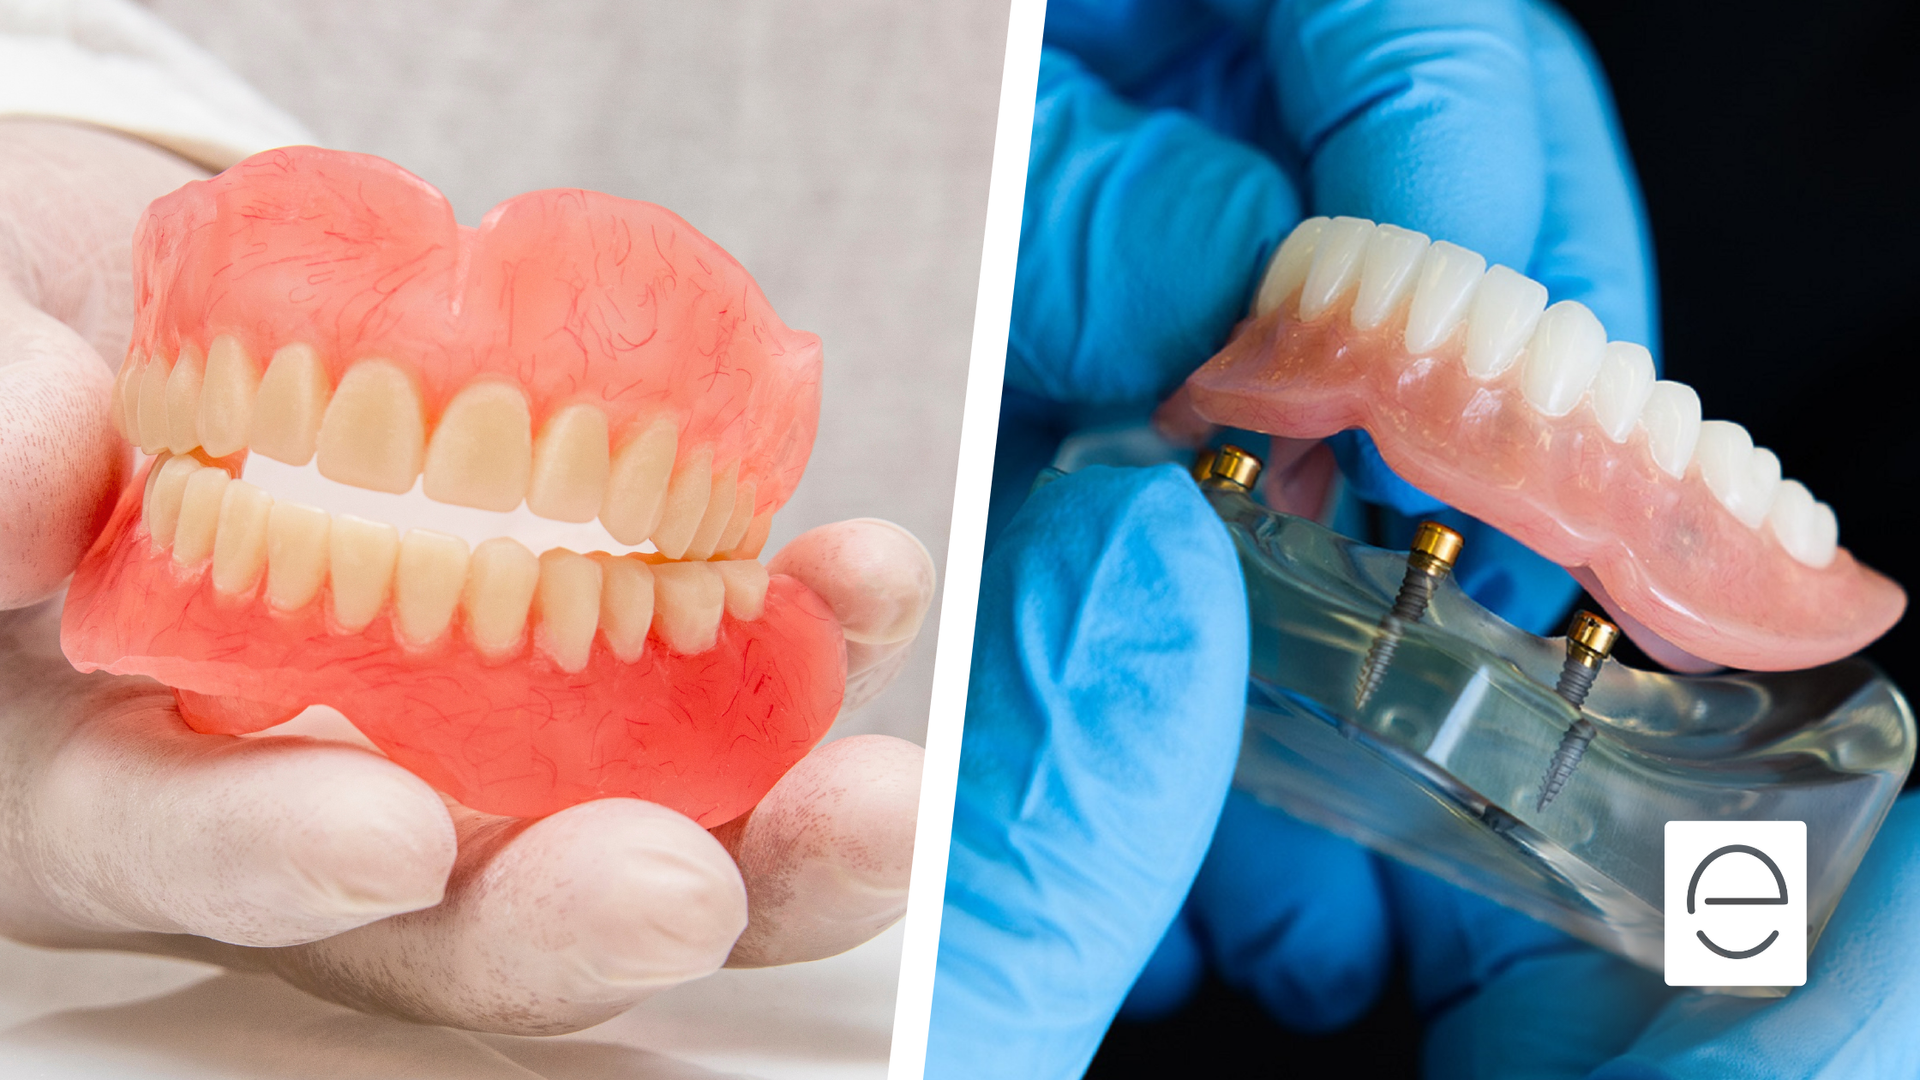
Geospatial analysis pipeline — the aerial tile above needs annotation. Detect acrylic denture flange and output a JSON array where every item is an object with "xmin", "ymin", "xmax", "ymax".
[
  {"xmin": 62, "ymin": 147, "xmax": 844, "ymax": 825},
  {"xmin": 1186, "ymin": 216, "xmax": 1906, "ymax": 671}
]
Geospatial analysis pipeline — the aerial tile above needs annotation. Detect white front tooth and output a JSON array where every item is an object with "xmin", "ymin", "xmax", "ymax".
[
  {"xmin": 1462, "ymin": 265, "xmax": 1548, "ymax": 379},
  {"xmin": 1295, "ymin": 216, "xmax": 1373, "ymax": 321},
  {"xmin": 210, "ymin": 479, "xmax": 273, "ymax": 596},
  {"xmin": 1741, "ymin": 446, "xmax": 1782, "ymax": 529},
  {"xmin": 328, "ymin": 514, "xmax": 400, "ymax": 633},
  {"xmin": 1519, "ymin": 300, "xmax": 1606, "ymax": 416},
  {"xmin": 1253, "ymin": 217, "xmax": 1327, "ymax": 318},
  {"xmin": 1589, "ymin": 342, "xmax": 1655, "ymax": 442},
  {"xmin": 422, "ymin": 381, "xmax": 533, "ymax": 512},
  {"xmin": 1695, "ymin": 421, "xmax": 1777, "ymax": 527},
  {"xmin": 463, "ymin": 537, "xmax": 539, "ymax": 659},
  {"xmin": 393, "ymin": 529, "xmax": 470, "ymax": 646},
  {"xmin": 536, "ymin": 548, "xmax": 603, "ymax": 673},
  {"xmin": 596, "ymin": 554, "xmax": 654, "ymax": 664},
  {"xmin": 1638, "ymin": 380, "xmax": 1701, "ymax": 479},
  {"xmin": 265, "ymin": 501, "xmax": 330, "ymax": 612},
  {"xmin": 144, "ymin": 454, "xmax": 202, "ymax": 548},
  {"xmin": 1808, "ymin": 500, "xmax": 1839, "ymax": 569},
  {"xmin": 164, "ymin": 347, "xmax": 205, "ymax": 454},
  {"xmin": 136, "ymin": 357, "xmax": 173, "ymax": 455},
  {"xmin": 1402, "ymin": 241, "xmax": 1487, "ymax": 355},
  {"xmin": 1349, "ymin": 224, "xmax": 1429, "ymax": 331},
  {"xmin": 197, "ymin": 335, "xmax": 259, "ymax": 458},
  {"xmin": 172, "ymin": 466, "xmax": 230, "ymax": 566}
]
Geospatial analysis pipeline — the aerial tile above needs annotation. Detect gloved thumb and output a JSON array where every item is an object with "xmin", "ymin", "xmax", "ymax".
[{"xmin": 928, "ymin": 464, "xmax": 1248, "ymax": 1079}]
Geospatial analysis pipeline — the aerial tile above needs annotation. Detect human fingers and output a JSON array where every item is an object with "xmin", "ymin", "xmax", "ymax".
[
  {"xmin": 240, "ymin": 797, "xmax": 747, "ymax": 1036},
  {"xmin": 718, "ymin": 733, "xmax": 922, "ymax": 968},
  {"xmin": 928, "ymin": 465, "xmax": 1248, "ymax": 1079},
  {"xmin": 767, "ymin": 517, "xmax": 936, "ymax": 714},
  {"xmin": 0, "ymin": 601, "xmax": 456, "ymax": 948}
]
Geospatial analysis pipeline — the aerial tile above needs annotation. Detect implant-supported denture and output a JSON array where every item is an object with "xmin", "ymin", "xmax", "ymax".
[
  {"xmin": 63, "ymin": 147, "xmax": 843, "ymax": 824},
  {"xmin": 1185, "ymin": 216, "xmax": 1906, "ymax": 672}
]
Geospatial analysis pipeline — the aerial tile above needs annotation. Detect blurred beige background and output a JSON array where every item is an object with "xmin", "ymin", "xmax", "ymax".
[{"xmin": 145, "ymin": 0, "xmax": 1003, "ymax": 744}]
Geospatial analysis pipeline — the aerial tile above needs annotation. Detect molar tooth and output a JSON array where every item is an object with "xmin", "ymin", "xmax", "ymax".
[
  {"xmin": 1253, "ymin": 217, "xmax": 1328, "ymax": 318},
  {"xmin": 716, "ymin": 480, "xmax": 757, "ymax": 554},
  {"xmin": 327, "ymin": 514, "xmax": 400, "ymax": 633},
  {"xmin": 1519, "ymin": 300, "xmax": 1607, "ymax": 417},
  {"xmin": 393, "ymin": 529, "xmax": 470, "ymax": 646},
  {"xmin": 1768, "ymin": 480, "xmax": 1838, "ymax": 569},
  {"xmin": 651, "ymin": 446, "xmax": 714, "ymax": 560},
  {"xmin": 716, "ymin": 559, "xmax": 769, "ymax": 622},
  {"xmin": 164, "ymin": 346, "xmax": 205, "ymax": 454},
  {"xmin": 684, "ymin": 461, "xmax": 739, "ymax": 561},
  {"xmin": 462, "ymin": 536, "xmax": 539, "ymax": 659},
  {"xmin": 316, "ymin": 361, "xmax": 426, "ymax": 495},
  {"xmin": 1402, "ymin": 241, "xmax": 1487, "ymax": 355},
  {"xmin": 596, "ymin": 554, "xmax": 655, "ymax": 664},
  {"xmin": 730, "ymin": 511, "xmax": 773, "ymax": 560},
  {"xmin": 136, "ymin": 355, "xmax": 173, "ymax": 455},
  {"xmin": 600, "ymin": 418, "xmax": 678, "ymax": 546},
  {"xmin": 1350, "ymin": 224, "xmax": 1430, "ymax": 331},
  {"xmin": 651, "ymin": 561, "xmax": 725, "ymax": 654},
  {"xmin": 265, "ymin": 501, "xmax": 331, "ymax": 612},
  {"xmin": 251, "ymin": 343, "xmax": 332, "ymax": 466},
  {"xmin": 536, "ymin": 548, "xmax": 602, "ymax": 673},
  {"xmin": 171, "ymin": 466, "xmax": 230, "ymax": 566},
  {"xmin": 527, "ymin": 404, "xmax": 611, "ymax": 523},
  {"xmin": 1639, "ymin": 381, "xmax": 1702, "ymax": 479},
  {"xmin": 1462, "ymin": 265, "xmax": 1548, "ymax": 379},
  {"xmin": 144, "ymin": 454, "xmax": 202, "ymax": 548},
  {"xmin": 197, "ymin": 335, "xmax": 259, "ymax": 458},
  {"xmin": 210, "ymin": 479, "xmax": 272, "ymax": 596},
  {"xmin": 1589, "ymin": 342, "xmax": 1656, "ymax": 442},
  {"xmin": 1295, "ymin": 217, "xmax": 1374, "ymax": 321},
  {"xmin": 423, "ymin": 381, "xmax": 533, "ymax": 512}
]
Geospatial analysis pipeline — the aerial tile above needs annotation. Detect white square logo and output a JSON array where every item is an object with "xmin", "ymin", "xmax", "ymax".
[{"xmin": 1665, "ymin": 820, "xmax": 1806, "ymax": 987}]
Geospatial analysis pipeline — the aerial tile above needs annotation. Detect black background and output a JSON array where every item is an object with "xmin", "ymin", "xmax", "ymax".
[{"xmin": 1089, "ymin": 1, "xmax": 1918, "ymax": 1076}]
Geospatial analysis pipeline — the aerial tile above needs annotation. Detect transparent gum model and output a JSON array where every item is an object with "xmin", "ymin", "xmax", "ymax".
[{"xmin": 1049, "ymin": 427, "xmax": 1914, "ymax": 983}]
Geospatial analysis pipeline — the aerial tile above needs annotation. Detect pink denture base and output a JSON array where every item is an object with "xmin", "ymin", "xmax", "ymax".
[{"xmin": 1186, "ymin": 309, "xmax": 1905, "ymax": 672}]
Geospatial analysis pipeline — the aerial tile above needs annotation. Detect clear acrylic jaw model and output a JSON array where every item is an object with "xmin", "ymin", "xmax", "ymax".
[{"xmin": 1048, "ymin": 428, "xmax": 1914, "ymax": 978}]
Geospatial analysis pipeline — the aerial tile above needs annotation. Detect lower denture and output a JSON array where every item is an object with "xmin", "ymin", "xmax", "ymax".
[{"xmin": 1186, "ymin": 216, "xmax": 1905, "ymax": 672}]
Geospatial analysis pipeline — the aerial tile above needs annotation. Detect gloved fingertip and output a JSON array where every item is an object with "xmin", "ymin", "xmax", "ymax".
[{"xmin": 1118, "ymin": 908, "xmax": 1205, "ymax": 1022}]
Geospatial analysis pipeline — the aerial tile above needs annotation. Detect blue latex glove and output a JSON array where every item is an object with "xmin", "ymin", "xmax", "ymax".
[{"xmin": 937, "ymin": 2, "xmax": 1658, "ymax": 1076}]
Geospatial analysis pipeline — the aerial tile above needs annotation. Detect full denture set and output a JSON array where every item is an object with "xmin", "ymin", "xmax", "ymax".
[
  {"xmin": 61, "ymin": 147, "xmax": 845, "ymax": 824},
  {"xmin": 1188, "ymin": 216, "xmax": 1906, "ymax": 672}
]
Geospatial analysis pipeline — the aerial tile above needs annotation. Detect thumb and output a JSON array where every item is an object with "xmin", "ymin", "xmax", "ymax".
[
  {"xmin": 929, "ymin": 464, "xmax": 1248, "ymax": 1079},
  {"xmin": 0, "ymin": 283, "xmax": 128, "ymax": 607}
]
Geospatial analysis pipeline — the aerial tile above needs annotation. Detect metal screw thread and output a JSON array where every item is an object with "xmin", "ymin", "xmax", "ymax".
[
  {"xmin": 1554, "ymin": 656, "xmax": 1599, "ymax": 710},
  {"xmin": 1537, "ymin": 717, "xmax": 1596, "ymax": 812},
  {"xmin": 1354, "ymin": 562, "xmax": 1440, "ymax": 708}
]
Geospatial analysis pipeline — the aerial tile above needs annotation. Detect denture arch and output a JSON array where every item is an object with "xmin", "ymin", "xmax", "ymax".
[{"xmin": 1187, "ymin": 215, "xmax": 1904, "ymax": 672}]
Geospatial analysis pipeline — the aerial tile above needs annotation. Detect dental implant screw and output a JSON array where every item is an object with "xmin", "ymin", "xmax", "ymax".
[
  {"xmin": 1535, "ymin": 610, "xmax": 1621, "ymax": 812},
  {"xmin": 1196, "ymin": 444, "xmax": 1262, "ymax": 492},
  {"xmin": 1353, "ymin": 521, "xmax": 1464, "ymax": 708}
]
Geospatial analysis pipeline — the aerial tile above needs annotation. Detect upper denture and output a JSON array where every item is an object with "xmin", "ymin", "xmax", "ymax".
[{"xmin": 1188, "ymin": 215, "xmax": 1905, "ymax": 672}]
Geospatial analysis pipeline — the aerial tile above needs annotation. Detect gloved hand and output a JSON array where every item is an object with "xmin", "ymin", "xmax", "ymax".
[
  {"xmin": 938, "ymin": 0, "xmax": 1656, "ymax": 1074},
  {"xmin": 0, "ymin": 118, "xmax": 930, "ymax": 1033}
]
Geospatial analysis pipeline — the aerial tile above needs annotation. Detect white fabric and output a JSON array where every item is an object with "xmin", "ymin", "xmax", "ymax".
[{"xmin": 0, "ymin": 0, "xmax": 310, "ymax": 167}]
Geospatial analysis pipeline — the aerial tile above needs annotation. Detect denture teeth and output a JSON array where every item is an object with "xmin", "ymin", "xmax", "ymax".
[
  {"xmin": 197, "ymin": 335, "xmax": 259, "ymax": 457},
  {"xmin": 527, "ymin": 404, "xmax": 612, "ymax": 523},
  {"xmin": 651, "ymin": 560, "xmax": 725, "ymax": 654},
  {"xmin": 1254, "ymin": 216, "xmax": 1328, "ymax": 318},
  {"xmin": 1297, "ymin": 217, "xmax": 1373, "ymax": 322},
  {"xmin": 596, "ymin": 554, "xmax": 655, "ymax": 663},
  {"xmin": 601, "ymin": 418, "xmax": 679, "ymax": 546},
  {"xmin": 144, "ymin": 454, "xmax": 202, "ymax": 548},
  {"xmin": 1350, "ymin": 225, "xmax": 1430, "ymax": 331},
  {"xmin": 684, "ymin": 461, "xmax": 740, "ymax": 561},
  {"xmin": 716, "ymin": 480, "xmax": 758, "ymax": 554},
  {"xmin": 536, "ymin": 548, "xmax": 603, "ymax": 673},
  {"xmin": 265, "ymin": 501, "xmax": 331, "ymax": 612},
  {"xmin": 423, "ymin": 381, "xmax": 533, "ymax": 512},
  {"xmin": 136, "ymin": 356, "xmax": 173, "ymax": 455},
  {"xmin": 328, "ymin": 514, "xmax": 400, "ymax": 633},
  {"xmin": 463, "ymin": 536, "xmax": 539, "ymax": 659},
  {"xmin": 110, "ymin": 358, "xmax": 138, "ymax": 442},
  {"xmin": 731, "ymin": 511, "xmax": 774, "ymax": 560},
  {"xmin": 716, "ymin": 559, "xmax": 770, "ymax": 621},
  {"xmin": 393, "ymin": 529, "xmax": 470, "ymax": 646},
  {"xmin": 316, "ymin": 361, "xmax": 427, "ymax": 495},
  {"xmin": 164, "ymin": 347, "xmax": 205, "ymax": 455},
  {"xmin": 1402, "ymin": 241, "xmax": 1487, "ymax": 355},
  {"xmin": 210, "ymin": 479, "xmax": 273, "ymax": 596},
  {"xmin": 1520, "ymin": 300, "xmax": 1607, "ymax": 417},
  {"xmin": 1463, "ymin": 265, "xmax": 1548, "ymax": 379},
  {"xmin": 1639, "ymin": 381, "xmax": 1702, "ymax": 480},
  {"xmin": 172, "ymin": 465, "xmax": 230, "ymax": 566},
  {"xmin": 652, "ymin": 446, "xmax": 715, "ymax": 560},
  {"xmin": 1695, "ymin": 421, "xmax": 1781, "ymax": 528},
  {"xmin": 251, "ymin": 343, "xmax": 332, "ymax": 466},
  {"xmin": 1768, "ymin": 480, "xmax": 1839, "ymax": 569},
  {"xmin": 1589, "ymin": 342, "xmax": 1656, "ymax": 443}
]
